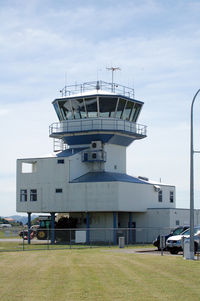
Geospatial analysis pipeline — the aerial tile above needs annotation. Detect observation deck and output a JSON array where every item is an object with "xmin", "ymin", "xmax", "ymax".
[{"xmin": 50, "ymin": 80, "xmax": 147, "ymax": 147}]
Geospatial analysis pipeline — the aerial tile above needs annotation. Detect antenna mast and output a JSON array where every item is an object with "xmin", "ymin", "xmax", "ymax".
[{"xmin": 106, "ymin": 66, "xmax": 121, "ymax": 91}]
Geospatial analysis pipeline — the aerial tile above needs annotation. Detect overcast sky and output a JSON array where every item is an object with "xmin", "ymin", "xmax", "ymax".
[{"xmin": 1, "ymin": 0, "xmax": 200, "ymax": 216}]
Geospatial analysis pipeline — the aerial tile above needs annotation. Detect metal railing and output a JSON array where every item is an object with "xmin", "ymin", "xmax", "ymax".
[
  {"xmin": 59, "ymin": 80, "xmax": 135, "ymax": 99},
  {"xmin": 0, "ymin": 227, "xmax": 182, "ymax": 252},
  {"xmin": 49, "ymin": 118, "xmax": 147, "ymax": 137}
]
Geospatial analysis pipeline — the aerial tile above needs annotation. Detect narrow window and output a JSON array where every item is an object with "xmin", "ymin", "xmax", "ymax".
[
  {"xmin": 30, "ymin": 189, "xmax": 37, "ymax": 201},
  {"xmin": 158, "ymin": 190, "xmax": 162, "ymax": 202},
  {"xmin": 56, "ymin": 188, "xmax": 63, "ymax": 193},
  {"xmin": 170, "ymin": 191, "xmax": 174, "ymax": 203},
  {"xmin": 20, "ymin": 189, "xmax": 27, "ymax": 202},
  {"xmin": 92, "ymin": 153, "xmax": 97, "ymax": 159},
  {"xmin": 57, "ymin": 159, "xmax": 64, "ymax": 164}
]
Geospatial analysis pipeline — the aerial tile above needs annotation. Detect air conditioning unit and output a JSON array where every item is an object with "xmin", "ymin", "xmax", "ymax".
[
  {"xmin": 82, "ymin": 150, "xmax": 106, "ymax": 162},
  {"xmin": 88, "ymin": 151, "xmax": 104, "ymax": 161},
  {"xmin": 90, "ymin": 141, "xmax": 103, "ymax": 150}
]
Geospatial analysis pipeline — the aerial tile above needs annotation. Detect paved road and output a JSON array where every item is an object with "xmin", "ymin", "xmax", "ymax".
[{"xmin": 103, "ymin": 248, "xmax": 183, "ymax": 256}]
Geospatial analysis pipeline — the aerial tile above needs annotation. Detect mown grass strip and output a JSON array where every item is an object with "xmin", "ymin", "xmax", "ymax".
[{"xmin": 0, "ymin": 248, "xmax": 200, "ymax": 301}]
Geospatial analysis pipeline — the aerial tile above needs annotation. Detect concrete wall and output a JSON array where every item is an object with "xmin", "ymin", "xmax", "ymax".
[
  {"xmin": 118, "ymin": 182, "xmax": 176, "ymax": 212},
  {"xmin": 104, "ymin": 144, "xmax": 126, "ymax": 173},
  {"xmin": 17, "ymin": 154, "xmax": 176, "ymax": 214}
]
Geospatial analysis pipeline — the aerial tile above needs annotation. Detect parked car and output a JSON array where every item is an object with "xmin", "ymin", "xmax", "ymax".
[
  {"xmin": 166, "ymin": 226, "xmax": 200, "ymax": 254},
  {"xmin": 153, "ymin": 226, "xmax": 189, "ymax": 250},
  {"xmin": 183, "ymin": 230, "xmax": 200, "ymax": 253},
  {"xmin": 0, "ymin": 223, "xmax": 12, "ymax": 228}
]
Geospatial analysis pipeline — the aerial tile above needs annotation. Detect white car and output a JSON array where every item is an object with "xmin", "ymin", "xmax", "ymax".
[
  {"xmin": 166, "ymin": 226, "xmax": 200, "ymax": 254},
  {"xmin": 0, "ymin": 223, "xmax": 12, "ymax": 228}
]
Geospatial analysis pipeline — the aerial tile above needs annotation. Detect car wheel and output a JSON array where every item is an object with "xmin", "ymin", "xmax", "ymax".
[
  {"xmin": 170, "ymin": 248, "xmax": 179, "ymax": 255},
  {"xmin": 36, "ymin": 230, "xmax": 47, "ymax": 240}
]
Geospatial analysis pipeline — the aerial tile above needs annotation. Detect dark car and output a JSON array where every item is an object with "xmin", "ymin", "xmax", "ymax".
[{"xmin": 153, "ymin": 226, "xmax": 189, "ymax": 250}]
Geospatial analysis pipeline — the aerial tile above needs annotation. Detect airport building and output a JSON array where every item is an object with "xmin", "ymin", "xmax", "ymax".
[{"xmin": 16, "ymin": 80, "xmax": 198, "ymax": 244}]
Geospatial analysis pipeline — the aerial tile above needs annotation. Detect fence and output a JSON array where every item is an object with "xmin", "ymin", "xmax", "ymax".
[{"xmin": 0, "ymin": 226, "xmax": 176, "ymax": 252}]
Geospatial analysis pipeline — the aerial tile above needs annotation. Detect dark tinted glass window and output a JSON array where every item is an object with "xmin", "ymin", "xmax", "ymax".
[
  {"xmin": 30, "ymin": 189, "xmax": 37, "ymax": 201},
  {"xmin": 170, "ymin": 191, "xmax": 174, "ymax": 203},
  {"xmin": 71, "ymin": 98, "xmax": 87, "ymax": 119},
  {"xmin": 122, "ymin": 101, "xmax": 134, "ymax": 120},
  {"xmin": 132, "ymin": 103, "xmax": 141, "ymax": 122},
  {"xmin": 158, "ymin": 190, "xmax": 162, "ymax": 202},
  {"xmin": 85, "ymin": 97, "xmax": 98, "ymax": 118},
  {"xmin": 58, "ymin": 100, "xmax": 73, "ymax": 120},
  {"xmin": 57, "ymin": 159, "xmax": 64, "ymax": 164},
  {"xmin": 116, "ymin": 98, "xmax": 126, "ymax": 119},
  {"xmin": 53, "ymin": 102, "xmax": 62, "ymax": 121},
  {"xmin": 129, "ymin": 104, "xmax": 136, "ymax": 121},
  {"xmin": 99, "ymin": 97, "xmax": 118, "ymax": 118},
  {"xmin": 56, "ymin": 188, "xmax": 63, "ymax": 193}
]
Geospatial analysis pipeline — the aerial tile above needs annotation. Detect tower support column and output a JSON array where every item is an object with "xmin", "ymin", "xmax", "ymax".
[
  {"xmin": 129, "ymin": 212, "xmax": 133, "ymax": 244},
  {"xmin": 113, "ymin": 212, "xmax": 117, "ymax": 245},
  {"xmin": 86, "ymin": 212, "xmax": 90, "ymax": 245},
  {"xmin": 51, "ymin": 213, "xmax": 55, "ymax": 244},
  {"xmin": 27, "ymin": 212, "xmax": 31, "ymax": 245}
]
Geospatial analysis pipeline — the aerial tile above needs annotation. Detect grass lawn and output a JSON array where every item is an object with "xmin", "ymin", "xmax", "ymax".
[{"xmin": 0, "ymin": 248, "xmax": 200, "ymax": 301}]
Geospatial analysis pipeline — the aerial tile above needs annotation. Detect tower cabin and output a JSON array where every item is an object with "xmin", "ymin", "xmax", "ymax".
[{"xmin": 16, "ymin": 81, "xmax": 176, "ymax": 244}]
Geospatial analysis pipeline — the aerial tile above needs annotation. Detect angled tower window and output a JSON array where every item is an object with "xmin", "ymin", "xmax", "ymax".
[
  {"xmin": 132, "ymin": 103, "xmax": 141, "ymax": 122},
  {"xmin": 20, "ymin": 189, "xmax": 27, "ymax": 202},
  {"xmin": 115, "ymin": 98, "xmax": 126, "ymax": 119},
  {"xmin": 129, "ymin": 104, "xmax": 136, "ymax": 121},
  {"xmin": 59, "ymin": 100, "xmax": 74, "ymax": 120},
  {"xmin": 85, "ymin": 97, "xmax": 98, "ymax": 118},
  {"xmin": 71, "ymin": 98, "xmax": 87, "ymax": 119},
  {"xmin": 99, "ymin": 97, "xmax": 118, "ymax": 118},
  {"xmin": 53, "ymin": 102, "xmax": 62, "ymax": 121},
  {"xmin": 122, "ymin": 101, "xmax": 134, "ymax": 121}
]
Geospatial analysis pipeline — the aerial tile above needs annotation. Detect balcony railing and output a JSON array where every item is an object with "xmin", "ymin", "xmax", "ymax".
[{"xmin": 49, "ymin": 118, "xmax": 147, "ymax": 137}]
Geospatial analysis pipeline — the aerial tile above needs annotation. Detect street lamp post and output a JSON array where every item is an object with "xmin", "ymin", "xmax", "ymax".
[{"xmin": 190, "ymin": 89, "xmax": 200, "ymax": 260}]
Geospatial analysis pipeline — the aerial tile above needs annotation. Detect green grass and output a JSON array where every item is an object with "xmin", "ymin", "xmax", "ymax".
[
  {"xmin": 0, "ymin": 248, "xmax": 200, "ymax": 301},
  {"xmin": 0, "ymin": 229, "xmax": 20, "ymax": 239}
]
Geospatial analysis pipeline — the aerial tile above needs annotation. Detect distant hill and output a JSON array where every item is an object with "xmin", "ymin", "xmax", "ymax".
[{"xmin": 3, "ymin": 215, "xmax": 39, "ymax": 225}]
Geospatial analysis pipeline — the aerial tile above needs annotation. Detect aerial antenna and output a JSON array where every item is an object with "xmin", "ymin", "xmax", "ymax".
[
  {"xmin": 106, "ymin": 66, "xmax": 121, "ymax": 92},
  {"xmin": 64, "ymin": 72, "xmax": 67, "ymax": 96}
]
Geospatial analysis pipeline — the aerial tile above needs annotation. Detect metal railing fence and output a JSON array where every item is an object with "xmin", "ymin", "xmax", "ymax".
[
  {"xmin": 49, "ymin": 118, "xmax": 147, "ymax": 137},
  {"xmin": 0, "ymin": 226, "xmax": 177, "ymax": 252},
  {"xmin": 59, "ymin": 81, "xmax": 135, "ymax": 98}
]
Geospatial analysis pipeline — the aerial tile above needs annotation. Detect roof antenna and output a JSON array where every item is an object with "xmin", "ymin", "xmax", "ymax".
[{"xmin": 106, "ymin": 66, "xmax": 121, "ymax": 92}]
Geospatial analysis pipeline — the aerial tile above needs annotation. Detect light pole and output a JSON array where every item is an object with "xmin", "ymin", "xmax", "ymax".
[{"xmin": 190, "ymin": 89, "xmax": 200, "ymax": 259}]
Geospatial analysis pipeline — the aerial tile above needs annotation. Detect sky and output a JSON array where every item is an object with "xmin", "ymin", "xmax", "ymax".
[{"xmin": 1, "ymin": 0, "xmax": 200, "ymax": 216}]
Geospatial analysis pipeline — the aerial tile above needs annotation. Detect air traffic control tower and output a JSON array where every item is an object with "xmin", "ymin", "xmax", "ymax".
[
  {"xmin": 51, "ymin": 80, "xmax": 146, "ymax": 160},
  {"xmin": 17, "ymin": 80, "xmax": 176, "ymax": 244}
]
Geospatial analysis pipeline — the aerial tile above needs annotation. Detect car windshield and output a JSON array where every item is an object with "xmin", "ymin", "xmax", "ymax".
[
  {"xmin": 173, "ymin": 228, "xmax": 185, "ymax": 236},
  {"xmin": 181, "ymin": 227, "xmax": 200, "ymax": 236}
]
